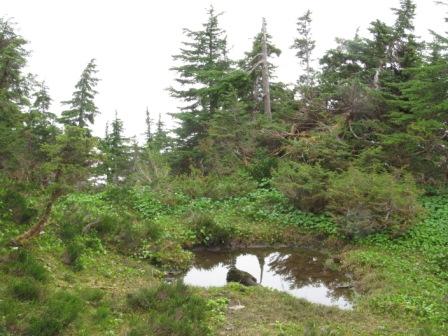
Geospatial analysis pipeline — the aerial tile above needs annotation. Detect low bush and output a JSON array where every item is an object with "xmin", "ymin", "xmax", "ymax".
[
  {"xmin": 138, "ymin": 240, "xmax": 193, "ymax": 271},
  {"xmin": 327, "ymin": 168, "xmax": 423, "ymax": 238},
  {"xmin": 187, "ymin": 211, "xmax": 233, "ymax": 246},
  {"xmin": 27, "ymin": 291, "xmax": 83, "ymax": 336},
  {"xmin": 0, "ymin": 189, "xmax": 37, "ymax": 224},
  {"xmin": 246, "ymin": 148, "xmax": 278, "ymax": 182},
  {"xmin": 127, "ymin": 282, "xmax": 211, "ymax": 336},
  {"xmin": 172, "ymin": 170, "xmax": 257, "ymax": 200},
  {"xmin": 93, "ymin": 305, "xmax": 110, "ymax": 322},
  {"xmin": 284, "ymin": 126, "xmax": 351, "ymax": 171},
  {"xmin": 272, "ymin": 161, "xmax": 330, "ymax": 213},
  {"xmin": 79, "ymin": 287, "xmax": 104, "ymax": 304},
  {"xmin": 6, "ymin": 249, "xmax": 48, "ymax": 282},
  {"xmin": 63, "ymin": 239, "xmax": 85, "ymax": 271}
]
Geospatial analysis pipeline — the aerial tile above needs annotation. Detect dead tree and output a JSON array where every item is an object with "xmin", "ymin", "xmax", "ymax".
[{"xmin": 261, "ymin": 18, "xmax": 272, "ymax": 120}]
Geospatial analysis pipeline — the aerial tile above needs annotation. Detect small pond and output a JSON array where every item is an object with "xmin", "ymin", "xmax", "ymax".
[{"xmin": 182, "ymin": 248, "xmax": 354, "ymax": 309}]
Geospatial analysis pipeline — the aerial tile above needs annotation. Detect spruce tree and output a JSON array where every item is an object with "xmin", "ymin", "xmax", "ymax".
[
  {"xmin": 152, "ymin": 112, "xmax": 169, "ymax": 151},
  {"xmin": 144, "ymin": 107, "xmax": 153, "ymax": 144},
  {"xmin": 0, "ymin": 18, "xmax": 28, "ymax": 172},
  {"xmin": 291, "ymin": 10, "xmax": 316, "ymax": 87},
  {"xmin": 169, "ymin": 6, "xmax": 231, "ymax": 170},
  {"xmin": 60, "ymin": 59, "xmax": 99, "ymax": 128},
  {"xmin": 101, "ymin": 111, "xmax": 130, "ymax": 183}
]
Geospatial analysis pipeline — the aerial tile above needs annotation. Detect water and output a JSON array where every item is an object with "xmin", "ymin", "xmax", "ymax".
[{"xmin": 182, "ymin": 248, "xmax": 353, "ymax": 309}]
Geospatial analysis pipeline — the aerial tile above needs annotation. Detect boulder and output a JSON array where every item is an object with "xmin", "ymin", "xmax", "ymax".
[{"xmin": 226, "ymin": 267, "xmax": 258, "ymax": 286}]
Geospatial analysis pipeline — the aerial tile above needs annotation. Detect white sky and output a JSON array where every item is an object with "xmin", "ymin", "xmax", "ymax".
[{"xmin": 2, "ymin": 0, "xmax": 446, "ymax": 140}]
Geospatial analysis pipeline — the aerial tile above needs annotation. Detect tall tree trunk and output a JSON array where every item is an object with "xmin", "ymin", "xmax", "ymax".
[{"xmin": 261, "ymin": 18, "xmax": 272, "ymax": 120}]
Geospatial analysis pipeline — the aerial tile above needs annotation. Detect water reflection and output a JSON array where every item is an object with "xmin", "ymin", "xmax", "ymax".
[{"xmin": 182, "ymin": 248, "xmax": 353, "ymax": 309}]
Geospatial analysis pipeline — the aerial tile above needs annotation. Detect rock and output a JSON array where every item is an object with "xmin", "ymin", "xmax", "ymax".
[
  {"xmin": 226, "ymin": 267, "xmax": 258, "ymax": 286},
  {"xmin": 335, "ymin": 282, "xmax": 353, "ymax": 289},
  {"xmin": 332, "ymin": 256, "xmax": 342, "ymax": 264},
  {"xmin": 228, "ymin": 304, "xmax": 245, "ymax": 311}
]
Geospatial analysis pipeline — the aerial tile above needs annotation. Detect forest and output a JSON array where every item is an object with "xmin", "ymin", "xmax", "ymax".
[{"xmin": 1, "ymin": 0, "xmax": 448, "ymax": 335}]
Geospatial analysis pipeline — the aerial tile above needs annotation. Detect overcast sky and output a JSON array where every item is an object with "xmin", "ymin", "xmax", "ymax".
[{"xmin": 2, "ymin": 0, "xmax": 446, "ymax": 140}]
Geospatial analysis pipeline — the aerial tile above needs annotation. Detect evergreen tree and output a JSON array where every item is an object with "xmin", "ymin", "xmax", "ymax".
[
  {"xmin": 60, "ymin": 59, "xmax": 99, "ymax": 129},
  {"xmin": 291, "ymin": 10, "xmax": 316, "ymax": 87},
  {"xmin": 0, "ymin": 18, "xmax": 29, "ymax": 172},
  {"xmin": 152, "ymin": 112, "xmax": 169, "ymax": 151},
  {"xmin": 144, "ymin": 107, "xmax": 153, "ymax": 144},
  {"xmin": 13, "ymin": 125, "xmax": 96, "ymax": 244},
  {"xmin": 169, "ymin": 6, "xmax": 231, "ymax": 170},
  {"xmin": 101, "ymin": 111, "xmax": 130, "ymax": 183},
  {"xmin": 23, "ymin": 81, "xmax": 59, "ymax": 181}
]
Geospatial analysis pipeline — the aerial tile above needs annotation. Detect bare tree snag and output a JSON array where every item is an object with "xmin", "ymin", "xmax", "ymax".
[{"xmin": 261, "ymin": 18, "xmax": 272, "ymax": 120}]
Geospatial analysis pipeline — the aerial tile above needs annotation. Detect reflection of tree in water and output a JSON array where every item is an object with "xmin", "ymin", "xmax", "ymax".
[
  {"xmin": 191, "ymin": 250, "xmax": 239, "ymax": 271},
  {"xmin": 189, "ymin": 248, "xmax": 352, "ymax": 302},
  {"xmin": 264, "ymin": 249, "xmax": 352, "ymax": 301}
]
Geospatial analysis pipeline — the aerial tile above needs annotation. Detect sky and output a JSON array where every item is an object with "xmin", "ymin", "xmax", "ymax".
[{"xmin": 2, "ymin": 0, "xmax": 446, "ymax": 141}]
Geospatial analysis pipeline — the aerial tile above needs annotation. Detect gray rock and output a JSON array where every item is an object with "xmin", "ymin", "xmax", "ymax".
[{"xmin": 226, "ymin": 267, "xmax": 258, "ymax": 286}]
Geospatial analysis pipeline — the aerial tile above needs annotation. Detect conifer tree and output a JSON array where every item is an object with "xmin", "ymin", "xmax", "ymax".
[
  {"xmin": 291, "ymin": 10, "xmax": 316, "ymax": 87},
  {"xmin": 152, "ymin": 112, "xmax": 169, "ymax": 151},
  {"xmin": 144, "ymin": 107, "xmax": 153, "ymax": 144},
  {"xmin": 0, "ymin": 18, "xmax": 29, "ymax": 172},
  {"xmin": 23, "ymin": 81, "xmax": 59, "ymax": 177},
  {"xmin": 101, "ymin": 111, "xmax": 130, "ymax": 183},
  {"xmin": 170, "ymin": 6, "xmax": 231, "ymax": 169},
  {"xmin": 60, "ymin": 59, "xmax": 99, "ymax": 129}
]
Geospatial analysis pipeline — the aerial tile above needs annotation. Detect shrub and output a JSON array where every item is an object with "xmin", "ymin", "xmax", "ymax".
[
  {"xmin": 10, "ymin": 278, "xmax": 41, "ymax": 301},
  {"xmin": 284, "ymin": 126, "xmax": 351, "ymax": 171},
  {"xmin": 172, "ymin": 170, "xmax": 257, "ymax": 200},
  {"xmin": 187, "ymin": 211, "xmax": 232, "ymax": 247},
  {"xmin": 272, "ymin": 161, "xmax": 331, "ymax": 213},
  {"xmin": 79, "ymin": 287, "xmax": 104, "ymax": 304},
  {"xmin": 138, "ymin": 240, "xmax": 193, "ymax": 271},
  {"xmin": 93, "ymin": 305, "xmax": 110, "ymax": 322},
  {"xmin": 327, "ymin": 168, "xmax": 423, "ymax": 238},
  {"xmin": 127, "ymin": 282, "xmax": 211, "ymax": 336},
  {"xmin": 0, "ymin": 189, "xmax": 37, "ymax": 224},
  {"xmin": 246, "ymin": 148, "xmax": 278, "ymax": 182},
  {"xmin": 27, "ymin": 291, "xmax": 83, "ymax": 336},
  {"xmin": 63, "ymin": 239, "xmax": 85, "ymax": 271}
]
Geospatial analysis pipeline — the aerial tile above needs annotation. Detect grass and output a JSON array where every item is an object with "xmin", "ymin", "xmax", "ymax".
[
  {"xmin": 341, "ymin": 195, "xmax": 448, "ymax": 334},
  {"xmin": 127, "ymin": 282, "xmax": 217, "ymax": 336},
  {"xmin": 204, "ymin": 283, "xmax": 420, "ymax": 335},
  {"xmin": 1, "ymin": 191, "xmax": 447, "ymax": 335}
]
